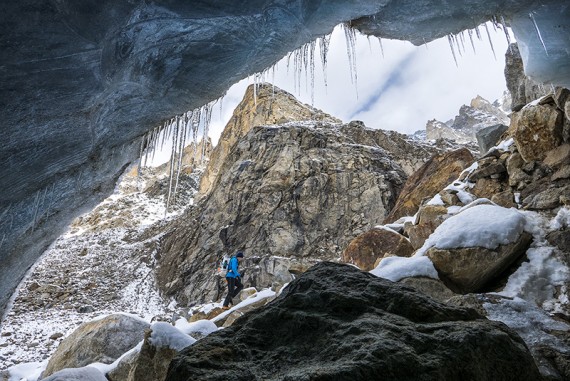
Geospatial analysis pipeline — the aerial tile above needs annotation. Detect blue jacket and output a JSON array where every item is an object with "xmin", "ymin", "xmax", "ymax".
[{"xmin": 226, "ymin": 256, "xmax": 241, "ymax": 278}]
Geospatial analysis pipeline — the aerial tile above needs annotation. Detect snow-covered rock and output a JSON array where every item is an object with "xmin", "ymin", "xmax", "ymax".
[{"xmin": 41, "ymin": 314, "xmax": 149, "ymax": 378}]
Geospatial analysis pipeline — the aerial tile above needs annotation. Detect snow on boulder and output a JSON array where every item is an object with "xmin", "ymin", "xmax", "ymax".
[
  {"xmin": 107, "ymin": 322, "xmax": 195, "ymax": 381},
  {"xmin": 416, "ymin": 204, "xmax": 532, "ymax": 293},
  {"xmin": 42, "ymin": 314, "xmax": 149, "ymax": 378},
  {"xmin": 42, "ymin": 366, "xmax": 107, "ymax": 381},
  {"xmin": 371, "ymin": 256, "xmax": 438, "ymax": 282},
  {"xmin": 174, "ymin": 318, "xmax": 218, "ymax": 340}
]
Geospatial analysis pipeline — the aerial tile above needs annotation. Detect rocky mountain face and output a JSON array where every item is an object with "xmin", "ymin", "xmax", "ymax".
[
  {"xmin": 154, "ymin": 85, "xmax": 449, "ymax": 307},
  {"xmin": 426, "ymin": 95, "xmax": 510, "ymax": 144}
]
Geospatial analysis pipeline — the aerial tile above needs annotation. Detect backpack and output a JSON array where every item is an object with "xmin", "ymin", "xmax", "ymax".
[{"xmin": 219, "ymin": 255, "xmax": 230, "ymax": 273}]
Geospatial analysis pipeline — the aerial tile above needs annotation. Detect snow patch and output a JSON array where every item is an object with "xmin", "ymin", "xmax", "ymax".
[
  {"xmin": 370, "ymin": 256, "xmax": 439, "ymax": 282},
  {"xmin": 149, "ymin": 322, "xmax": 196, "ymax": 351}
]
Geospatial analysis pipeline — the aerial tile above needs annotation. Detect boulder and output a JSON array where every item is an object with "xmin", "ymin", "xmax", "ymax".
[
  {"xmin": 512, "ymin": 104, "xmax": 564, "ymax": 162},
  {"xmin": 426, "ymin": 232, "xmax": 533, "ymax": 293},
  {"xmin": 476, "ymin": 124, "xmax": 509, "ymax": 154},
  {"xmin": 404, "ymin": 205, "xmax": 449, "ymax": 249},
  {"xmin": 165, "ymin": 262, "xmax": 541, "ymax": 381},
  {"xmin": 108, "ymin": 323, "xmax": 195, "ymax": 381},
  {"xmin": 384, "ymin": 148, "xmax": 475, "ymax": 223},
  {"xmin": 398, "ymin": 277, "xmax": 455, "ymax": 303},
  {"xmin": 523, "ymin": 185, "xmax": 570, "ymax": 210},
  {"xmin": 546, "ymin": 229, "xmax": 570, "ymax": 252},
  {"xmin": 552, "ymin": 165, "xmax": 570, "ymax": 181},
  {"xmin": 342, "ymin": 227, "xmax": 414, "ymax": 271},
  {"xmin": 472, "ymin": 177, "xmax": 506, "ymax": 199},
  {"xmin": 544, "ymin": 144, "xmax": 570, "ymax": 168},
  {"xmin": 42, "ymin": 314, "xmax": 149, "ymax": 378},
  {"xmin": 491, "ymin": 189, "xmax": 517, "ymax": 208}
]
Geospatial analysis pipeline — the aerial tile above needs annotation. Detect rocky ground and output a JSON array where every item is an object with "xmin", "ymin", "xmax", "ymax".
[{"xmin": 0, "ymin": 165, "xmax": 201, "ymax": 368}]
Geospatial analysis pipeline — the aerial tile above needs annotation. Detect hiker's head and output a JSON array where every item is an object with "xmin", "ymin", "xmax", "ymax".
[{"xmin": 236, "ymin": 251, "xmax": 244, "ymax": 261}]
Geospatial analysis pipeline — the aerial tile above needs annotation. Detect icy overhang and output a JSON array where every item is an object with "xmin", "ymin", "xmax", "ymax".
[{"xmin": 0, "ymin": 0, "xmax": 569, "ymax": 317}]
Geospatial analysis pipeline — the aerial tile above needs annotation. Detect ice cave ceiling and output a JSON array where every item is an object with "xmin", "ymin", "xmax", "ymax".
[{"xmin": 0, "ymin": 0, "xmax": 569, "ymax": 316}]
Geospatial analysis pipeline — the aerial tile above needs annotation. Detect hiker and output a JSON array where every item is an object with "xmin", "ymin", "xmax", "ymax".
[{"xmin": 222, "ymin": 251, "xmax": 244, "ymax": 309}]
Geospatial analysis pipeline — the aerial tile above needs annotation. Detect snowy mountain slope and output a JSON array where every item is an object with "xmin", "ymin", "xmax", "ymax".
[{"xmin": 0, "ymin": 166, "xmax": 202, "ymax": 368}]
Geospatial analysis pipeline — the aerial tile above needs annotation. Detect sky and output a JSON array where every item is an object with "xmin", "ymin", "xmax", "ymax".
[{"xmin": 208, "ymin": 23, "xmax": 513, "ymax": 145}]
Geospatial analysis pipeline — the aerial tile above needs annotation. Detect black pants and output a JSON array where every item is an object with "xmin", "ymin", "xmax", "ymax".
[{"xmin": 223, "ymin": 277, "xmax": 243, "ymax": 307}]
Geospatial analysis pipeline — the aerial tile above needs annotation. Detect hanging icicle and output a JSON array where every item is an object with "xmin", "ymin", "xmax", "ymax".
[
  {"xmin": 343, "ymin": 23, "xmax": 359, "ymax": 98},
  {"xmin": 467, "ymin": 29, "xmax": 476, "ymax": 53},
  {"xmin": 529, "ymin": 12, "xmax": 549, "ymax": 56},
  {"xmin": 377, "ymin": 36, "xmax": 385, "ymax": 58},
  {"xmin": 447, "ymin": 34, "xmax": 459, "ymax": 67},
  {"xmin": 484, "ymin": 22, "xmax": 497, "ymax": 59}
]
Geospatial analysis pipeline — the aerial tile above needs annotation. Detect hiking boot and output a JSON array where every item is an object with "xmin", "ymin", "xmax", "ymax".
[{"xmin": 222, "ymin": 306, "xmax": 230, "ymax": 310}]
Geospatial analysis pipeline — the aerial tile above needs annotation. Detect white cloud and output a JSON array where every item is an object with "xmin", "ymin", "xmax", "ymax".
[{"xmin": 208, "ymin": 23, "xmax": 513, "ymax": 144}]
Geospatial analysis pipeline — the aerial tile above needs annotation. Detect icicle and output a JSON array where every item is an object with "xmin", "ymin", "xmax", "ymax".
[
  {"xmin": 467, "ymin": 29, "xmax": 476, "ymax": 53},
  {"xmin": 343, "ymin": 24, "xmax": 358, "ymax": 98},
  {"xmin": 253, "ymin": 73, "xmax": 258, "ymax": 106},
  {"xmin": 165, "ymin": 117, "xmax": 180, "ymax": 214},
  {"xmin": 499, "ymin": 15, "xmax": 512, "ymax": 47},
  {"xmin": 319, "ymin": 34, "xmax": 331, "ymax": 89},
  {"xmin": 447, "ymin": 35, "xmax": 459, "ymax": 67},
  {"xmin": 484, "ymin": 22, "xmax": 497, "ymax": 59},
  {"xmin": 529, "ymin": 12, "xmax": 549, "ymax": 56},
  {"xmin": 474, "ymin": 25, "xmax": 482, "ymax": 41},
  {"xmin": 458, "ymin": 32, "xmax": 466, "ymax": 55},
  {"xmin": 172, "ymin": 117, "xmax": 186, "ymax": 204},
  {"xmin": 309, "ymin": 39, "xmax": 316, "ymax": 105},
  {"xmin": 423, "ymin": 38, "xmax": 429, "ymax": 50},
  {"xmin": 377, "ymin": 36, "xmax": 385, "ymax": 58}
]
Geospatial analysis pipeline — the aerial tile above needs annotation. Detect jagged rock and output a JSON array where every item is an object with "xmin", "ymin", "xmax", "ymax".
[
  {"xmin": 512, "ymin": 104, "xmax": 564, "ymax": 162},
  {"xmin": 342, "ymin": 227, "xmax": 414, "ymax": 271},
  {"xmin": 523, "ymin": 185, "xmax": 570, "ymax": 210},
  {"xmin": 108, "ymin": 323, "xmax": 196, "ymax": 381},
  {"xmin": 42, "ymin": 367, "xmax": 107, "ymax": 381},
  {"xmin": 547, "ymin": 229, "xmax": 570, "ymax": 252},
  {"xmin": 470, "ymin": 162, "xmax": 507, "ymax": 181},
  {"xmin": 491, "ymin": 189, "xmax": 517, "ymax": 208},
  {"xmin": 398, "ymin": 277, "xmax": 455, "ymax": 303},
  {"xmin": 165, "ymin": 262, "xmax": 541, "ymax": 381},
  {"xmin": 505, "ymin": 43, "xmax": 548, "ymax": 112},
  {"xmin": 156, "ymin": 97, "xmax": 413, "ymax": 305},
  {"xmin": 476, "ymin": 124, "xmax": 509, "ymax": 154},
  {"xmin": 544, "ymin": 143, "xmax": 570, "ymax": 168},
  {"xmin": 426, "ymin": 96, "xmax": 509, "ymax": 145},
  {"xmin": 42, "ymin": 314, "xmax": 149, "ymax": 378},
  {"xmin": 552, "ymin": 165, "xmax": 570, "ymax": 181},
  {"xmin": 404, "ymin": 205, "xmax": 449, "ymax": 249},
  {"xmin": 553, "ymin": 87, "xmax": 570, "ymax": 111},
  {"xmin": 384, "ymin": 148, "xmax": 475, "ymax": 223},
  {"xmin": 472, "ymin": 178, "xmax": 506, "ymax": 199},
  {"xmin": 426, "ymin": 232, "xmax": 533, "ymax": 293},
  {"xmin": 199, "ymin": 84, "xmax": 341, "ymax": 198}
]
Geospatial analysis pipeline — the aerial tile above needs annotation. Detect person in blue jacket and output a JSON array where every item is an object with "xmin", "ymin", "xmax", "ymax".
[{"xmin": 222, "ymin": 251, "xmax": 244, "ymax": 309}]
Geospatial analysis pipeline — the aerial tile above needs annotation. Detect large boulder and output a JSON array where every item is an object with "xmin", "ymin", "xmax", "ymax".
[
  {"xmin": 476, "ymin": 124, "xmax": 509, "ymax": 154},
  {"xmin": 342, "ymin": 227, "xmax": 414, "ymax": 271},
  {"xmin": 418, "ymin": 204, "xmax": 533, "ymax": 293},
  {"xmin": 512, "ymin": 104, "xmax": 564, "ymax": 162},
  {"xmin": 426, "ymin": 232, "xmax": 533, "ymax": 293},
  {"xmin": 166, "ymin": 262, "xmax": 541, "ymax": 381},
  {"xmin": 384, "ymin": 148, "xmax": 475, "ymax": 223},
  {"xmin": 42, "ymin": 314, "xmax": 149, "ymax": 378}
]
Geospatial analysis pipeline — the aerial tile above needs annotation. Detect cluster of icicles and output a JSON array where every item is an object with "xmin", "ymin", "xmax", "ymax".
[{"xmin": 140, "ymin": 13, "xmax": 546, "ymax": 213}]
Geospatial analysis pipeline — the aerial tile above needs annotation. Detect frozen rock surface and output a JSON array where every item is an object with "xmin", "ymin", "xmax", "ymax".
[{"xmin": 2, "ymin": 0, "xmax": 570, "ymax": 317}]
